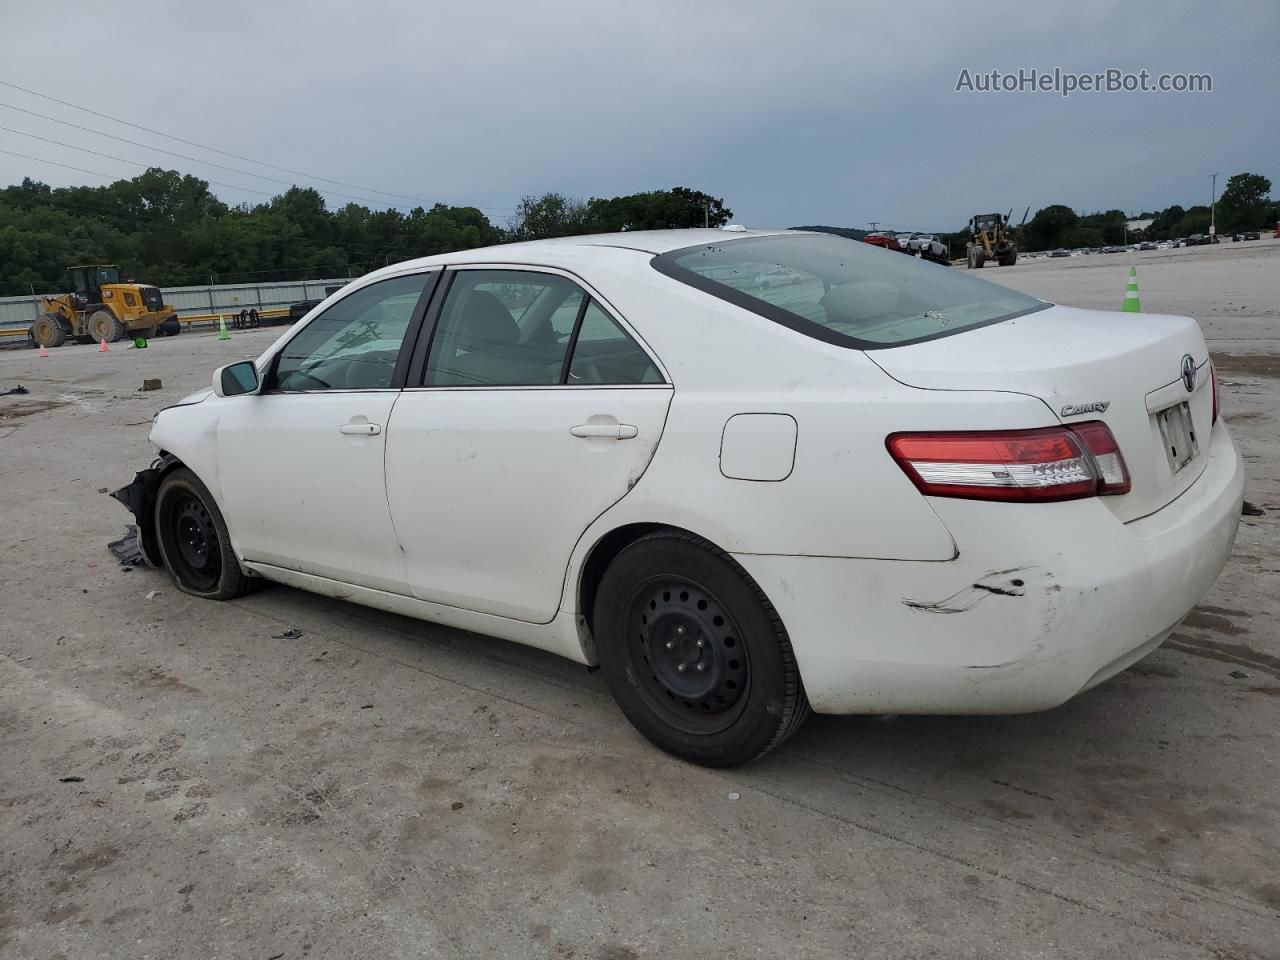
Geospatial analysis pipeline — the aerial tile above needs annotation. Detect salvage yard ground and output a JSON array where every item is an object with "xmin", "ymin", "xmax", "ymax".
[{"xmin": 1, "ymin": 238, "xmax": 1278, "ymax": 959}]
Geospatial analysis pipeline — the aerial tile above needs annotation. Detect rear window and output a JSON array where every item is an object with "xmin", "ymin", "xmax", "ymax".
[{"xmin": 652, "ymin": 233, "xmax": 1047, "ymax": 348}]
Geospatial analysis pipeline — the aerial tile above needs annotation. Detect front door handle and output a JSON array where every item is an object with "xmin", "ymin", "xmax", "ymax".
[
  {"xmin": 339, "ymin": 422, "xmax": 381, "ymax": 436},
  {"xmin": 570, "ymin": 423, "xmax": 638, "ymax": 440}
]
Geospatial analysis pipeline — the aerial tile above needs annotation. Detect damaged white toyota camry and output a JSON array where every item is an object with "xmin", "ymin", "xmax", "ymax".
[{"xmin": 114, "ymin": 229, "xmax": 1243, "ymax": 766}]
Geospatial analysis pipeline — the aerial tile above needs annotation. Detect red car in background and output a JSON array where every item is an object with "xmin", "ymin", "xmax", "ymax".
[{"xmin": 862, "ymin": 232, "xmax": 905, "ymax": 252}]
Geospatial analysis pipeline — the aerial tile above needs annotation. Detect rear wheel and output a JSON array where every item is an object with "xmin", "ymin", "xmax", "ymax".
[
  {"xmin": 30, "ymin": 314, "xmax": 66, "ymax": 348},
  {"xmin": 594, "ymin": 532, "xmax": 809, "ymax": 767},
  {"xmin": 155, "ymin": 468, "xmax": 249, "ymax": 600}
]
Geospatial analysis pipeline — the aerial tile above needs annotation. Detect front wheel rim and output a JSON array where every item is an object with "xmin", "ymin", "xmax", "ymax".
[
  {"xmin": 166, "ymin": 494, "xmax": 221, "ymax": 590},
  {"xmin": 627, "ymin": 578, "xmax": 750, "ymax": 735}
]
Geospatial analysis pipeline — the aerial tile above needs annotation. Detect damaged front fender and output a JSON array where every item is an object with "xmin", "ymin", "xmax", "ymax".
[{"xmin": 109, "ymin": 454, "xmax": 179, "ymax": 568}]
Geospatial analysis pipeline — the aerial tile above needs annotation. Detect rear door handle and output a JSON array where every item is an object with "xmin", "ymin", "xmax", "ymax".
[
  {"xmin": 339, "ymin": 422, "xmax": 381, "ymax": 436},
  {"xmin": 570, "ymin": 423, "xmax": 638, "ymax": 440}
]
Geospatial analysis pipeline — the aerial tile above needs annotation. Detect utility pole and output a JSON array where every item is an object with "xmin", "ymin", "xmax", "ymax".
[
  {"xmin": 704, "ymin": 202, "xmax": 710, "ymax": 229},
  {"xmin": 1209, "ymin": 172, "xmax": 1219, "ymax": 236}
]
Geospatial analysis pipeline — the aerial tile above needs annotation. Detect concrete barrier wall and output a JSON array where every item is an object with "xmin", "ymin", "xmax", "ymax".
[{"xmin": 0, "ymin": 277, "xmax": 351, "ymax": 330}]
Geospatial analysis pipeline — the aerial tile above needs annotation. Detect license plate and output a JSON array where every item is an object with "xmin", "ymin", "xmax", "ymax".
[{"xmin": 1156, "ymin": 402, "xmax": 1198, "ymax": 474}]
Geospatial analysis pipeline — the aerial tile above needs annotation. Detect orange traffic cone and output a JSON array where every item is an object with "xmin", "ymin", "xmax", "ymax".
[
  {"xmin": 38, "ymin": 343, "xmax": 49, "ymax": 358},
  {"xmin": 99, "ymin": 338, "xmax": 110, "ymax": 352}
]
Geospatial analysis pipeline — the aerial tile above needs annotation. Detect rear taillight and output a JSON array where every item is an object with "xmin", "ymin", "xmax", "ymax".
[
  {"xmin": 887, "ymin": 422, "xmax": 1129, "ymax": 502},
  {"xmin": 1068, "ymin": 420, "xmax": 1131, "ymax": 495},
  {"xmin": 1210, "ymin": 360, "xmax": 1219, "ymax": 424}
]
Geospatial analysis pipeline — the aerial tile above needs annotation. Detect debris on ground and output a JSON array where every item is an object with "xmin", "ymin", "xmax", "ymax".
[
  {"xmin": 727, "ymin": 792, "xmax": 740, "ymax": 801},
  {"xmin": 107, "ymin": 525, "xmax": 143, "ymax": 566},
  {"xmin": 451, "ymin": 801, "xmax": 464, "ymax": 811},
  {"xmin": 1230, "ymin": 669, "xmax": 1250, "ymax": 679},
  {"xmin": 140, "ymin": 378, "xmax": 163, "ymax": 391},
  {"xmin": 1243, "ymin": 500, "xmax": 1265, "ymax": 517},
  {"xmin": 1, "ymin": 385, "xmax": 29, "ymax": 396},
  {"xmin": 58, "ymin": 776, "xmax": 84, "ymax": 783},
  {"xmin": 272, "ymin": 628, "xmax": 304, "ymax": 640},
  {"xmin": 145, "ymin": 590, "xmax": 161, "ymax": 601}
]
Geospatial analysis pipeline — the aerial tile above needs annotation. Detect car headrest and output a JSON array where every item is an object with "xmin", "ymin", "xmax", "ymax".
[
  {"xmin": 820, "ymin": 280, "xmax": 901, "ymax": 322},
  {"xmin": 458, "ymin": 291, "xmax": 519, "ymax": 351}
]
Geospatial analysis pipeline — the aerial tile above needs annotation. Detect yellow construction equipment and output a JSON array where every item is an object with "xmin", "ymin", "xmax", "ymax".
[
  {"xmin": 28, "ymin": 265, "xmax": 179, "ymax": 348},
  {"xmin": 965, "ymin": 208, "xmax": 1027, "ymax": 269}
]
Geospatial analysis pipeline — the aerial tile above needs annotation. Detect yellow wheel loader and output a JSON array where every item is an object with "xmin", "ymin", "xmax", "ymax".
[{"xmin": 28, "ymin": 265, "xmax": 180, "ymax": 348}]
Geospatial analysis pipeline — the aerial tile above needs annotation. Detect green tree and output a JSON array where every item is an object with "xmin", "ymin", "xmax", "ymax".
[
  {"xmin": 1216, "ymin": 173, "xmax": 1271, "ymax": 232},
  {"xmin": 1024, "ymin": 205, "xmax": 1078, "ymax": 250}
]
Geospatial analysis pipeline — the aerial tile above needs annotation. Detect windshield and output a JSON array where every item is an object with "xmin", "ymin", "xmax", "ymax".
[{"xmin": 652, "ymin": 233, "xmax": 1046, "ymax": 348}]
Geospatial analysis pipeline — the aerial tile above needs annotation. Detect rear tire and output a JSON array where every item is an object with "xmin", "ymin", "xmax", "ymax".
[
  {"xmin": 155, "ymin": 468, "xmax": 250, "ymax": 601},
  {"xmin": 593, "ymin": 531, "xmax": 809, "ymax": 767},
  {"xmin": 30, "ymin": 314, "xmax": 66, "ymax": 348}
]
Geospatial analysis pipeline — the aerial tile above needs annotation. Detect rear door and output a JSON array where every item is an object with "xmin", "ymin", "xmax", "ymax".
[
  {"xmin": 384, "ymin": 267, "xmax": 672, "ymax": 623},
  {"xmin": 216, "ymin": 270, "xmax": 438, "ymax": 593}
]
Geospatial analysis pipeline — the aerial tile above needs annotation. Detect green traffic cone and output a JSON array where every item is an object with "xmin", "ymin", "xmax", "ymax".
[
  {"xmin": 133, "ymin": 336, "xmax": 148, "ymax": 349},
  {"xmin": 218, "ymin": 314, "xmax": 231, "ymax": 340},
  {"xmin": 1122, "ymin": 267, "xmax": 1141, "ymax": 313}
]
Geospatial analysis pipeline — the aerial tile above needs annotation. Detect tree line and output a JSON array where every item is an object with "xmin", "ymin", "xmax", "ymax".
[
  {"xmin": 2, "ymin": 165, "xmax": 1273, "ymax": 295},
  {"xmin": 0, "ymin": 172, "xmax": 730, "ymax": 296},
  {"xmin": 1013, "ymin": 172, "xmax": 1275, "ymax": 252}
]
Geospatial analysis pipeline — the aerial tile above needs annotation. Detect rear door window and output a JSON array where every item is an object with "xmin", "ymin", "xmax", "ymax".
[{"xmin": 568, "ymin": 301, "xmax": 662, "ymax": 384}]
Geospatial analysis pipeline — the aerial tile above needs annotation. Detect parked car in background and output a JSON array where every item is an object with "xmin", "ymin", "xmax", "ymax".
[
  {"xmin": 115, "ymin": 228, "xmax": 1242, "ymax": 767},
  {"xmin": 863, "ymin": 232, "xmax": 905, "ymax": 252},
  {"xmin": 1049, "ymin": 249, "xmax": 1070, "ymax": 258}
]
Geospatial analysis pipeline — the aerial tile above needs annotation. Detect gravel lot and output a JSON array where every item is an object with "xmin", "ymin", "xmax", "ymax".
[{"xmin": 2, "ymin": 239, "xmax": 1278, "ymax": 959}]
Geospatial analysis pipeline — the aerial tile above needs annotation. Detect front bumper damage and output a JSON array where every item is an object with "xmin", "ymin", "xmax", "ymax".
[{"xmin": 109, "ymin": 455, "xmax": 178, "ymax": 568}]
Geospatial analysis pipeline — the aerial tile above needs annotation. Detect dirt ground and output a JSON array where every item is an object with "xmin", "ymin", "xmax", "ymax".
[{"xmin": 2, "ymin": 239, "xmax": 1278, "ymax": 959}]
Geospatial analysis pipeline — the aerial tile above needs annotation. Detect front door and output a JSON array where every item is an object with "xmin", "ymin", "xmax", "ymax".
[
  {"xmin": 216, "ymin": 270, "xmax": 437, "ymax": 594},
  {"xmin": 385, "ymin": 268, "xmax": 672, "ymax": 623}
]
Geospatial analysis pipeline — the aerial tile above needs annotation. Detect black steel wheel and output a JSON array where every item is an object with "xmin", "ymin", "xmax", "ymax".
[
  {"xmin": 155, "ymin": 467, "xmax": 249, "ymax": 600},
  {"xmin": 629, "ymin": 579, "xmax": 750, "ymax": 735},
  {"xmin": 594, "ymin": 531, "xmax": 809, "ymax": 767}
]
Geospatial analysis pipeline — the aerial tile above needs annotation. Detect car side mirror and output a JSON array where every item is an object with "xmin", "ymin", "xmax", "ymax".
[{"xmin": 213, "ymin": 360, "xmax": 260, "ymax": 397}]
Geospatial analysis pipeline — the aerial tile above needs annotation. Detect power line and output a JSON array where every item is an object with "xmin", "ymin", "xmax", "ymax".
[
  {"xmin": 0, "ymin": 101, "xmax": 413, "ymax": 208},
  {"xmin": 0, "ymin": 145, "xmax": 275, "ymax": 197},
  {"xmin": 0, "ymin": 129, "xmax": 275, "ymax": 196},
  {"xmin": 0, "ymin": 78, "xmax": 515, "ymax": 213}
]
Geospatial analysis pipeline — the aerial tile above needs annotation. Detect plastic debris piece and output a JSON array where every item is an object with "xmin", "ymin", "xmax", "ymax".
[{"xmin": 107, "ymin": 525, "xmax": 143, "ymax": 566}]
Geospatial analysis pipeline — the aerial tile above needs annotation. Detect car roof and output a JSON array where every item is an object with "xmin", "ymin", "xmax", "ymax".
[{"xmin": 370, "ymin": 228, "xmax": 800, "ymax": 275}]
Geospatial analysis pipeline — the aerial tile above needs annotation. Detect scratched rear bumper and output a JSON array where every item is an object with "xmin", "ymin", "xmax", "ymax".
[{"xmin": 735, "ymin": 421, "xmax": 1243, "ymax": 714}]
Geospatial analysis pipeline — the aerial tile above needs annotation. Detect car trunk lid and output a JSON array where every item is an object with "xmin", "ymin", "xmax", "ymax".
[{"xmin": 867, "ymin": 304, "xmax": 1213, "ymax": 522}]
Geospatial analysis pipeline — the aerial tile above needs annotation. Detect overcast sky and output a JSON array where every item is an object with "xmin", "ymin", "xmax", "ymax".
[{"xmin": 3, "ymin": 0, "xmax": 1277, "ymax": 232}]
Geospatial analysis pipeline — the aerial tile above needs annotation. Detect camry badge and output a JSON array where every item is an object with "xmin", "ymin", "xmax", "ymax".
[
  {"xmin": 1182, "ymin": 354, "xmax": 1197, "ymax": 393},
  {"xmin": 1060, "ymin": 400, "xmax": 1110, "ymax": 417}
]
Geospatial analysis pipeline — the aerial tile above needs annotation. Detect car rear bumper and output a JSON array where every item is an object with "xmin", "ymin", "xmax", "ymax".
[{"xmin": 734, "ymin": 421, "xmax": 1243, "ymax": 714}]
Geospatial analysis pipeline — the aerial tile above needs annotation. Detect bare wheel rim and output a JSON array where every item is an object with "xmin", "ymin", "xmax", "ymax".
[
  {"xmin": 626, "ymin": 576, "xmax": 751, "ymax": 735},
  {"xmin": 166, "ymin": 493, "xmax": 222, "ymax": 591}
]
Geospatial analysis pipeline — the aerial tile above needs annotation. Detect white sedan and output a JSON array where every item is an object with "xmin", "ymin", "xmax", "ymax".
[{"xmin": 114, "ymin": 228, "xmax": 1243, "ymax": 767}]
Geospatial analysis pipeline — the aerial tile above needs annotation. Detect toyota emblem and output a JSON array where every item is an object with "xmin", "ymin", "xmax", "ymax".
[{"xmin": 1181, "ymin": 354, "xmax": 1197, "ymax": 393}]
